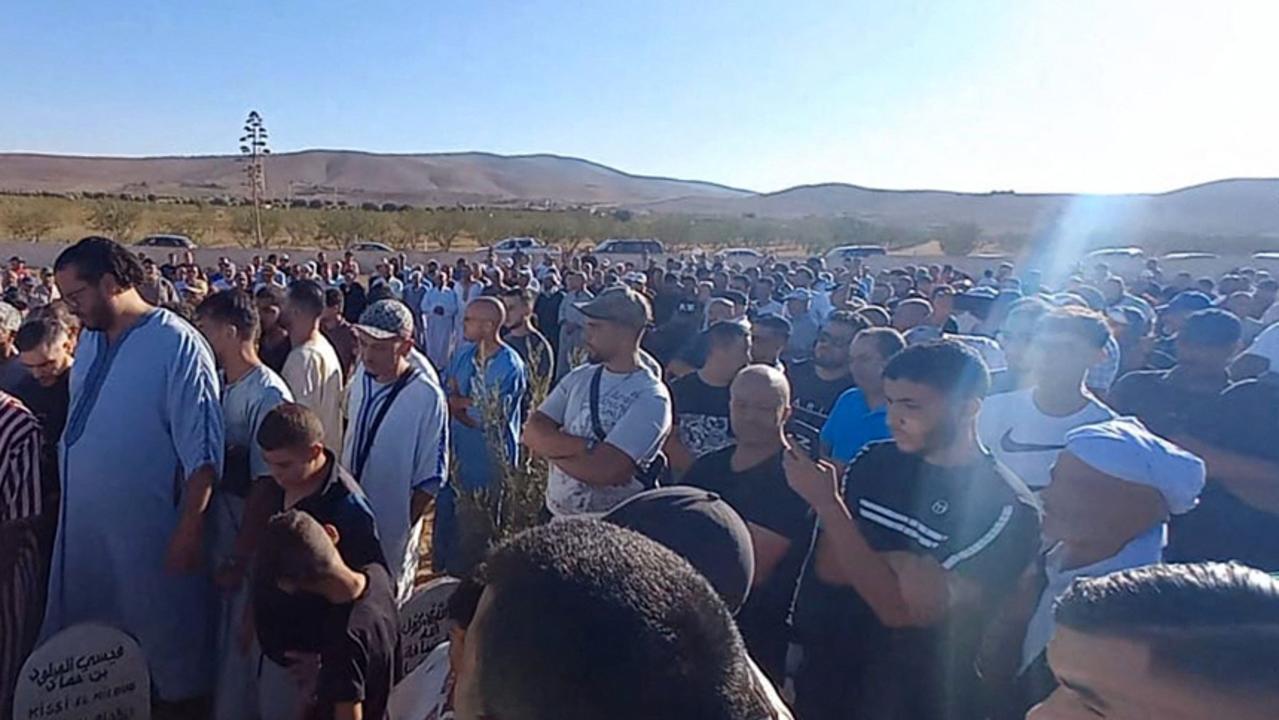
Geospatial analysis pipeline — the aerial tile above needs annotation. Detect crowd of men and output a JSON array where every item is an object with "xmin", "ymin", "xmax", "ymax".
[{"xmin": 2, "ymin": 236, "xmax": 1278, "ymax": 720}]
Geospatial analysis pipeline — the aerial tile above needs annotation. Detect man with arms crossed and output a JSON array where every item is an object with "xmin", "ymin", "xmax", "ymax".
[
  {"xmin": 42, "ymin": 237, "xmax": 224, "ymax": 715},
  {"xmin": 524, "ymin": 287, "xmax": 671, "ymax": 517}
]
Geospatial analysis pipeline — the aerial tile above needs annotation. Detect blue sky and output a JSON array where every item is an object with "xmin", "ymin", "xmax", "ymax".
[{"xmin": 3, "ymin": 1, "xmax": 1277, "ymax": 194}]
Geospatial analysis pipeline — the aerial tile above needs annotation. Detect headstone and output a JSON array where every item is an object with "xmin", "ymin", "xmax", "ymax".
[
  {"xmin": 399, "ymin": 576, "xmax": 461, "ymax": 676},
  {"xmin": 14, "ymin": 623, "xmax": 150, "ymax": 720}
]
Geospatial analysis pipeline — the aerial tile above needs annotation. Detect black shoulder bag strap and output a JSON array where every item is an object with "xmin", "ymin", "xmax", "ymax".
[
  {"xmin": 354, "ymin": 368, "xmax": 417, "ymax": 481},
  {"xmin": 588, "ymin": 365, "xmax": 608, "ymax": 442},
  {"xmin": 588, "ymin": 365, "xmax": 664, "ymax": 488}
]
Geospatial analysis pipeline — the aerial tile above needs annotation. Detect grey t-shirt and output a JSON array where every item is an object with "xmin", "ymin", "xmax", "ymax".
[
  {"xmin": 223, "ymin": 364, "xmax": 293, "ymax": 481},
  {"xmin": 538, "ymin": 362, "xmax": 671, "ymax": 517}
]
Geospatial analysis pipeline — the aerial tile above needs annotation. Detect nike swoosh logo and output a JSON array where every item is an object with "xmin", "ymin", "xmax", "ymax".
[{"xmin": 1000, "ymin": 429, "xmax": 1066, "ymax": 454}]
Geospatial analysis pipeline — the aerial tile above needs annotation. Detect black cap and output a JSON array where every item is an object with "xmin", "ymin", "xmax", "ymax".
[{"xmin": 603, "ymin": 487, "xmax": 755, "ymax": 615}]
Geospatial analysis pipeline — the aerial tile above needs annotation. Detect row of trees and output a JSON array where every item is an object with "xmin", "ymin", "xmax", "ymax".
[{"xmin": 1, "ymin": 195, "xmax": 979, "ymax": 252}]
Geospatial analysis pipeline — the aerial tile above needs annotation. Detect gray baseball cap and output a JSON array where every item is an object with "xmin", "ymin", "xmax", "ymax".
[
  {"xmin": 574, "ymin": 286, "xmax": 652, "ymax": 329},
  {"xmin": 354, "ymin": 299, "xmax": 414, "ymax": 340}
]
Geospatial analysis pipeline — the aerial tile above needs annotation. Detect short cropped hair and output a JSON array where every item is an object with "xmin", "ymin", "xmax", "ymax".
[
  {"xmin": 825, "ymin": 309, "xmax": 870, "ymax": 335},
  {"xmin": 1180, "ymin": 309, "xmax": 1242, "ymax": 348},
  {"xmin": 501, "ymin": 286, "xmax": 536, "ymax": 307},
  {"xmin": 883, "ymin": 340, "xmax": 990, "ymax": 399},
  {"xmin": 54, "ymin": 236, "xmax": 144, "ymax": 289},
  {"xmin": 15, "ymin": 316, "xmax": 68, "ymax": 353},
  {"xmin": 324, "ymin": 287, "xmax": 344, "ymax": 310},
  {"xmin": 752, "ymin": 314, "xmax": 791, "ymax": 337},
  {"xmin": 255, "ymin": 284, "xmax": 285, "ymax": 307},
  {"xmin": 196, "ymin": 289, "xmax": 260, "ymax": 341},
  {"xmin": 257, "ymin": 403, "xmax": 326, "ymax": 452},
  {"xmin": 1035, "ymin": 306, "xmax": 1112, "ymax": 348},
  {"xmin": 856, "ymin": 305, "xmax": 889, "ymax": 326},
  {"xmin": 706, "ymin": 320, "xmax": 749, "ymax": 350},
  {"xmin": 287, "ymin": 279, "xmax": 326, "ymax": 318},
  {"xmin": 474, "ymin": 519, "xmax": 767, "ymax": 720},
  {"xmin": 256, "ymin": 510, "xmax": 338, "ymax": 587},
  {"xmin": 859, "ymin": 326, "xmax": 906, "ymax": 360},
  {"xmin": 1056, "ymin": 562, "xmax": 1279, "ymax": 694}
]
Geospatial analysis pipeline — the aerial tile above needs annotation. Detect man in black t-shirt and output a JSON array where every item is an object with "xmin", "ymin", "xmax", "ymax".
[
  {"xmin": 500, "ymin": 287, "xmax": 555, "ymax": 387},
  {"xmin": 1110, "ymin": 309, "xmax": 1239, "ymax": 438},
  {"xmin": 786, "ymin": 341, "xmax": 1040, "ymax": 720},
  {"xmin": 257, "ymin": 510, "xmax": 397, "ymax": 720},
  {"xmin": 666, "ymin": 320, "xmax": 750, "ymax": 475},
  {"xmin": 683, "ymin": 365, "xmax": 815, "ymax": 682},
  {"xmin": 785, "ymin": 310, "xmax": 864, "ymax": 456}
]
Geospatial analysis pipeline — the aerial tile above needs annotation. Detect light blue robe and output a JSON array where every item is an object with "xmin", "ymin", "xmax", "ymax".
[
  {"xmin": 434, "ymin": 342, "xmax": 526, "ymax": 574},
  {"xmin": 445, "ymin": 342, "xmax": 527, "ymax": 491},
  {"xmin": 42, "ymin": 309, "xmax": 225, "ymax": 701}
]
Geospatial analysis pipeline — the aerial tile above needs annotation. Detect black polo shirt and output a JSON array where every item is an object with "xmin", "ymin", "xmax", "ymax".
[{"xmin": 255, "ymin": 452, "xmax": 387, "ymax": 664}]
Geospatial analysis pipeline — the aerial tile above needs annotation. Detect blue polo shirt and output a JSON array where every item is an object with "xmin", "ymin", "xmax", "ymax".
[{"xmin": 820, "ymin": 388, "xmax": 890, "ymax": 462}]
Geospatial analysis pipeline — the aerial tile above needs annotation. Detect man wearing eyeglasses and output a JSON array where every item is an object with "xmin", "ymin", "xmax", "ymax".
[{"xmin": 785, "ymin": 311, "xmax": 865, "ymax": 457}]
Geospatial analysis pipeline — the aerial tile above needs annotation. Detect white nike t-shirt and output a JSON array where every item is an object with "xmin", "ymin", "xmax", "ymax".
[{"xmin": 977, "ymin": 387, "xmax": 1116, "ymax": 490}]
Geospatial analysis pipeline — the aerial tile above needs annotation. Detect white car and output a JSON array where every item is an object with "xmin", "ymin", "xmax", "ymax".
[
  {"xmin": 137, "ymin": 234, "xmax": 196, "ymax": 249},
  {"xmin": 488, "ymin": 237, "xmax": 560, "ymax": 259},
  {"xmin": 715, "ymin": 248, "xmax": 765, "ymax": 267},
  {"xmin": 824, "ymin": 245, "xmax": 887, "ymax": 265},
  {"xmin": 593, "ymin": 238, "xmax": 666, "ymax": 256},
  {"xmin": 347, "ymin": 241, "xmax": 395, "ymax": 253}
]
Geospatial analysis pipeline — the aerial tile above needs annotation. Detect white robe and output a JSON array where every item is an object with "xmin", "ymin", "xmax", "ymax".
[
  {"xmin": 420, "ymin": 286, "xmax": 460, "ymax": 370},
  {"xmin": 451, "ymin": 281, "xmax": 486, "ymax": 348},
  {"xmin": 342, "ymin": 366, "xmax": 449, "ymax": 604}
]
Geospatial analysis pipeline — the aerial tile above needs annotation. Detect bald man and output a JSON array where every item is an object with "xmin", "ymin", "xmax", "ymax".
[
  {"xmin": 892, "ymin": 298, "xmax": 934, "ymax": 332},
  {"xmin": 681, "ymin": 365, "xmax": 816, "ymax": 682},
  {"xmin": 436, "ymin": 297, "xmax": 528, "ymax": 572}
]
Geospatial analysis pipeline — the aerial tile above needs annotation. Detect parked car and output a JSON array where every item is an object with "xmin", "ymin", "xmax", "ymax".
[
  {"xmin": 714, "ymin": 248, "xmax": 765, "ymax": 267},
  {"xmin": 347, "ymin": 241, "xmax": 395, "ymax": 253},
  {"xmin": 1161, "ymin": 252, "xmax": 1218, "ymax": 261},
  {"xmin": 136, "ymin": 234, "xmax": 196, "ymax": 249},
  {"xmin": 592, "ymin": 238, "xmax": 666, "ymax": 256},
  {"xmin": 824, "ymin": 245, "xmax": 887, "ymax": 265},
  {"xmin": 1085, "ymin": 247, "xmax": 1144, "ymax": 261},
  {"xmin": 488, "ymin": 236, "xmax": 560, "ymax": 259}
]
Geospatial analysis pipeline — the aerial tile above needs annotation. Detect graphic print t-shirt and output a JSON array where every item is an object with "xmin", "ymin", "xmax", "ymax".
[
  {"xmin": 977, "ymin": 388, "xmax": 1115, "ymax": 490},
  {"xmin": 670, "ymin": 372, "xmax": 733, "ymax": 461},
  {"xmin": 537, "ymin": 363, "xmax": 672, "ymax": 516},
  {"xmin": 785, "ymin": 360, "xmax": 856, "ymax": 457}
]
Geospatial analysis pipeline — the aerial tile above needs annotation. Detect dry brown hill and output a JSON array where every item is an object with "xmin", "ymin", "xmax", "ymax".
[
  {"xmin": 2, "ymin": 150, "xmax": 1277, "ymax": 244},
  {"xmin": 0, "ymin": 150, "xmax": 751, "ymax": 207},
  {"xmin": 636, "ymin": 179, "xmax": 1279, "ymax": 241}
]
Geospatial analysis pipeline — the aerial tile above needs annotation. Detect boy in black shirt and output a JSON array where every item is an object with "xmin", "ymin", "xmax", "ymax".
[
  {"xmin": 682, "ymin": 364, "xmax": 814, "ymax": 681},
  {"xmin": 254, "ymin": 404, "xmax": 387, "ymax": 718},
  {"xmin": 257, "ymin": 510, "xmax": 398, "ymax": 720},
  {"xmin": 786, "ymin": 340, "xmax": 1040, "ymax": 720}
]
